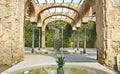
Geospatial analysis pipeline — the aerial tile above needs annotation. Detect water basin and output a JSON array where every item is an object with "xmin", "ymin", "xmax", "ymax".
[{"xmin": 12, "ymin": 65, "xmax": 109, "ymax": 74}]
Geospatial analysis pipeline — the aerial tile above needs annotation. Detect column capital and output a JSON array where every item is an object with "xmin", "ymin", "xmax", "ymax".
[
  {"xmin": 30, "ymin": 16, "xmax": 37, "ymax": 23},
  {"xmin": 82, "ymin": 17, "xmax": 89, "ymax": 24},
  {"xmin": 76, "ymin": 19, "xmax": 82, "ymax": 28},
  {"xmin": 31, "ymin": 22, "xmax": 37, "ymax": 24},
  {"xmin": 37, "ymin": 22, "xmax": 42, "ymax": 27}
]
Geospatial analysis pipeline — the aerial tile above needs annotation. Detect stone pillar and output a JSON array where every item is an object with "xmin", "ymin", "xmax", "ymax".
[
  {"xmin": 76, "ymin": 20, "xmax": 81, "ymax": 50},
  {"xmin": 82, "ymin": 17, "xmax": 88, "ymax": 53},
  {"xmin": 96, "ymin": 0, "xmax": 120, "ymax": 70},
  {"xmin": 38, "ymin": 27, "xmax": 41, "ymax": 50},
  {"xmin": 83, "ymin": 23, "xmax": 87, "ymax": 53},
  {"xmin": 0, "ymin": 0, "xmax": 24, "ymax": 66},
  {"xmin": 42, "ymin": 26, "xmax": 46, "ymax": 48},
  {"xmin": 77, "ymin": 27, "xmax": 80, "ymax": 50},
  {"xmin": 61, "ymin": 25, "xmax": 64, "ymax": 49},
  {"xmin": 31, "ymin": 22, "xmax": 35, "ymax": 53}
]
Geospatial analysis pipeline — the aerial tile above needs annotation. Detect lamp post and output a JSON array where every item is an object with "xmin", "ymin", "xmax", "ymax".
[
  {"xmin": 38, "ymin": 27, "xmax": 41, "ymax": 50},
  {"xmin": 31, "ymin": 22, "xmax": 36, "ymax": 53}
]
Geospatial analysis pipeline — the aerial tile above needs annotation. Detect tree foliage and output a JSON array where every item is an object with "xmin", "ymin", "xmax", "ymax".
[
  {"xmin": 24, "ymin": 21, "xmax": 96, "ymax": 48},
  {"xmin": 45, "ymin": 21, "xmax": 72, "ymax": 47},
  {"xmin": 24, "ymin": 21, "xmax": 39, "ymax": 47}
]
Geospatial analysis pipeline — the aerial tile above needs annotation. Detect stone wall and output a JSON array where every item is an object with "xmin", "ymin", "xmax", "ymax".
[
  {"xmin": 0, "ymin": 0, "xmax": 24, "ymax": 66},
  {"xmin": 96, "ymin": 0, "xmax": 120, "ymax": 70}
]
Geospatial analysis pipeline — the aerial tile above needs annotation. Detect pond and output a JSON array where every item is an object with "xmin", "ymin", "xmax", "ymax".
[{"xmin": 13, "ymin": 65, "xmax": 109, "ymax": 74}]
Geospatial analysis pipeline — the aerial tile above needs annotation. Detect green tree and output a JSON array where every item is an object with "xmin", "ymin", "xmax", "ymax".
[
  {"xmin": 86, "ymin": 22, "xmax": 96, "ymax": 48},
  {"xmin": 25, "ymin": 21, "xmax": 96, "ymax": 48},
  {"xmin": 45, "ymin": 21, "xmax": 72, "ymax": 47},
  {"xmin": 24, "ymin": 21, "xmax": 39, "ymax": 47}
]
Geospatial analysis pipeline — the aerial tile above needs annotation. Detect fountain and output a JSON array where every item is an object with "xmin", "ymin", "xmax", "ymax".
[
  {"xmin": 49, "ymin": 24, "xmax": 65, "ymax": 74},
  {"xmin": 56, "ymin": 55, "xmax": 65, "ymax": 74}
]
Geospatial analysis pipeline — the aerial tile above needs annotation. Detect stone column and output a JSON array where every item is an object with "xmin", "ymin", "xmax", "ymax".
[
  {"xmin": 76, "ymin": 20, "xmax": 81, "ymax": 50},
  {"xmin": 77, "ymin": 27, "xmax": 80, "ymax": 50},
  {"xmin": 0, "ymin": 0, "xmax": 24, "ymax": 66},
  {"xmin": 83, "ymin": 23, "xmax": 87, "ymax": 53},
  {"xmin": 37, "ymin": 22, "xmax": 42, "ymax": 49},
  {"xmin": 96, "ymin": 0, "xmax": 120, "ymax": 70},
  {"xmin": 38, "ymin": 27, "xmax": 41, "ymax": 50},
  {"xmin": 31, "ymin": 22, "xmax": 35, "ymax": 53},
  {"xmin": 61, "ymin": 25, "xmax": 64, "ymax": 49},
  {"xmin": 72, "ymin": 30, "xmax": 76, "ymax": 49},
  {"xmin": 42, "ymin": 26, "xmax": 46, "ymax": 48}
]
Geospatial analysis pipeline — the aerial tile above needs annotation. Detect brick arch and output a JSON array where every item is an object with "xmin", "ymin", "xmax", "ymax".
[
  {"xmin": 45, "ymin": 19, "xmax": 73, "ymax": 27},
  {"xmin": 87, "ymin": 0, "xmax": 95, "ymax": 6},
  {"xmin": 46, "ymin": 20, "xmax": 70, "ymax": 27},
  {"xmin": 42, "ymin": 13, "xmax": 75, "ymax": 24},
  {"xmin": 36, "ymin": 3, "xmax": 81, "ymax": 18},
  {"xmin": 82, "ymin": 0, "xmax": 94, "ymax": 16},
  {"xmin": 25, "ymin": 0, "xmax": 35, "ymax": 20},
  {"xmin": 44, "ymin": 19, "xmax": 76, "ymax": 30}
]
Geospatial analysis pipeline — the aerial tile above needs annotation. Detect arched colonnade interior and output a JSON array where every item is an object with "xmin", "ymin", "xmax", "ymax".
[{"xmin": 0, "ymin": 0, "xmax": 120, "ymax": 71}]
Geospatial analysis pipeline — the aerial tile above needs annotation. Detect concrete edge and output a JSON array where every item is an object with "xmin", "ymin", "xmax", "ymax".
[{"xmin": 1, "ymin": 61, "xmax": 118, "ymax": 74}]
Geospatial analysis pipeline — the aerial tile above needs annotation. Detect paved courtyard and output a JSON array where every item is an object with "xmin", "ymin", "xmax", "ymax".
[
  {"xmin": 25, "ymin": 48, "xmax": 97, "ymax": 63},
  {"xmin": 1, "ymin": 48, "xmax": 118, "ymax": 74}
]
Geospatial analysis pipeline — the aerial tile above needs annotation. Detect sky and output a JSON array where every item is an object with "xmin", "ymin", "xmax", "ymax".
[
  {"xmin": 43, "ymin": 8, "xmax": 74, "ymax": 13},
  {"xmin": 35, "ymin": 0, "xmax": 84, "ymax": 4},
  {"xmin": 35, "ymin": 0, "xmax": 85, "ymax": 18}
]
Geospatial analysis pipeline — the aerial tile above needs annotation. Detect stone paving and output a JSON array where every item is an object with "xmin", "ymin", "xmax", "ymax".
[
  {"xmin": 44, "ymin": 54, "xmax": 97, "ymax": 63},
  {"xmin": 25, "ymin": 47, "xmax": 98, "ymax": 62},
  {"xmin": 1, "ymin": 48, "xmax": 118, "ymax": 74},
  {"xmin": 45, "ymin": 48, "xmax": 97, "ymax": 62}
]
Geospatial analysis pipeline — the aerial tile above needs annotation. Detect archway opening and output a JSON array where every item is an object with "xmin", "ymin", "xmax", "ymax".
[{"xmin": 45, "ymin": 21, "xmax": 72, "ymax": 48}]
